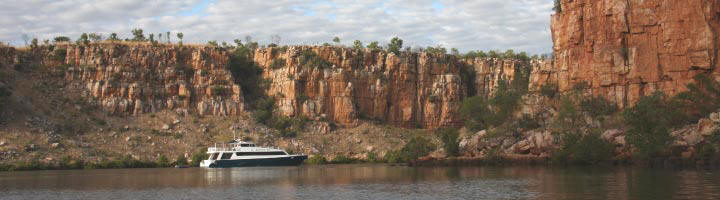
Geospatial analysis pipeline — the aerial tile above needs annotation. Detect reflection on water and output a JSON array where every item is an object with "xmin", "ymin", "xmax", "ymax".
[{"xmin": 0, "ymin": 165, "xmax": 718, "ymax": 200}]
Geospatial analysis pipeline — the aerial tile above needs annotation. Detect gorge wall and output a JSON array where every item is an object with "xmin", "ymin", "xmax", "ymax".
[
  {"xmin": 34, "ymin": 44, "xmax": 532, "ymax": 130},
  {"xmin": 536, "ymin": 0, "xmax": 720, "ymax": 107},
  {"xmin": 62, "ymin": 44, "xmax": 244, "ymax": 117}
]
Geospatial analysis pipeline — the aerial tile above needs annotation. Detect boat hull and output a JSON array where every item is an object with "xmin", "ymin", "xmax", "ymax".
[{"xmin": 202, "ymin": 155, "xmax": 308, "ymax": 168}]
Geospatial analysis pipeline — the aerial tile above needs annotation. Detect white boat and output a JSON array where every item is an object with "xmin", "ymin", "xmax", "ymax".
[{"xmin": 199, "ymin": 140, "xmax": 307, "ymax": 168}]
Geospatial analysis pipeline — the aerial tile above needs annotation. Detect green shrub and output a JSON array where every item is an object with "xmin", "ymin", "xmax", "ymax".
[
  {"xmin": 174, "ymin": 155, "xmax": 188, "ymax": 166},
  {"xmin": 305, "ymin": 155, "xmax": 328, "ymax": 164},
  {"xmin": 330, "ymin": 155, "xmax": 358, "ymax": 164},
  {"xmin": 552, "ymin": 131, "xmax": 614, "ymax": 165},
  {"xmin": 211, "ymin": 85, "xmax": 225, "ymax": 95},
  {"xmin": 190, "ymin": 151, "xmax": 207, "ymax": 167},
  {"xmin": 461, "ymin": 80, "xmax": 522, "ymax": 132},
  {"xmin": 366, "ymin": 152, "xmax": 381, "ymax": 163},
  {"xmin": 518, "ymin": 114, "xmax": 541, "ymax": 130},
  {"xmin": 299, "ymin": 49, "xmax": 332, "ymax": 69},
  {"xmin": 52, "ymin": 48, "xmax": 67, "ymax": 62},
  {"xmin": 459, "ymin": 65, "xmax": 477, "ymax": 97},
  {"xmin": 623, "ymin": 92, "xmax": 685, "ymax": 160},
  {"xmin": 572, "ymin": 81, "xmax": 590, "ymax": 91},
  {"xmin": 156, "ymin": 155, "xmax": 170, "ymax": 167},
  {"xmin": 695, "ymin": 142, "xmax": 716, "ymax": 161},
  {"xmin": 553, "ymin": 0, "xmax": 562, "ymax": 13},
  {"xmin": 674, "ymin": 74, "xmax": 720, "ymax": 123},
  {"xmin": 539, "ymin": 83, "xmax": 558, "ymax": 98},
  {"xmin": 0, "ymin": 86, "xmax": 11, "ymax": 114},
  {"xmin": 269, "ymin": 58, "xmax": 286, "ymax": 69},
  {"xmin": 580, "ymin": 96, "xmax": 618, "ymax": 118},
  {"xmin": 387, "ymin": 37, "xmax": 403, "ymax": 55},
  {"xmin": 384, "ymin": 137, "xmax": 435, "ymax": 163},
  {"xmin": 438, "ymin": 128, "xmax": 460, "ymax": 157}
]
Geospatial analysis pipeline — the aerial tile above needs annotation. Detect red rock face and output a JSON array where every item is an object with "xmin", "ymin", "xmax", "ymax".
[
  {"xmin": 62, "ymin": 44, "xmax": 243, "ymax": 116},
  {"xmin": 543, "ymin": 0, "xmax": 720, "ymax": 107},
  {"xmin": 253, "ymin": 46, "xmax": 467, "ymax": 129}
]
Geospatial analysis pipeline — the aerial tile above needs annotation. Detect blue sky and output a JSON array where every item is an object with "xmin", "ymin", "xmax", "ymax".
[{"xmin": 0, "ymin": 0, "xmax": 555, "ymax": 54}]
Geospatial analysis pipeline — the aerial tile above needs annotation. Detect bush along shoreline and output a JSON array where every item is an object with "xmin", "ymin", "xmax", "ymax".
[{"xmin": 0, "ymin": 150, "xmax": 208, "ymax": 171}]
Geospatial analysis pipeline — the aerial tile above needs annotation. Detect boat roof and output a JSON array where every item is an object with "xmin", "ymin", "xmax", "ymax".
[{"xmin": 227, "ymin": 140, "xmax": 255, "ymax": 144}]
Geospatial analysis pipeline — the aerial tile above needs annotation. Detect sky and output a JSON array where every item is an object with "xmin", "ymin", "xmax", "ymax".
[{"xmin": 0, "ymin": 0, "xmax": 555, "ymax": 54}]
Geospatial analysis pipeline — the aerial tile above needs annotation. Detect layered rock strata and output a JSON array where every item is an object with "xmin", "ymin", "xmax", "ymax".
[
  {"xmin": 253, "ymin": 46, "xmax": 468, "ymax": 129},
  {"xmin": 542, "ymin": 0, "xmax": 720, "ymax": 107},
  {"xmin": 61, "ymin": 44, "xmax": 243, "ymax": 116}
]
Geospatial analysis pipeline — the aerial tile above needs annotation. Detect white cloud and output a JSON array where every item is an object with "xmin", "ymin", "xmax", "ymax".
[{"xmin": 0, "ymin": 0, "xmax": 554, "ymax": 54}]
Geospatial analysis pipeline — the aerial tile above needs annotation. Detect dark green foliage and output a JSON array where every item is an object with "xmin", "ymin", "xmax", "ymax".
[
  {"xmin": 305, "ymin": 155, "xmax": 328, "ymax": 164},
  {"xmin": 207, "ymin": 40, "xmax": 218, "ymax": 47},
  {"xmin": 539, "ymin": 83, "xmax": 558, "ymax": 98},
  {"xmin": 518, "ymin": 114, "xmax": 541, "ymax": 130},
  {"xmin": 366, "ymin": 41, "xmax": 380, "ymax": 51},
  {"xmin": 77, "ymin": 33, "xmax": 89, "ymax": 45},
  {"xmin": 330, "ymin": 155, "xmax": 359, "ymax": 164},
  {"xmin": 695, "ymin": 142, "xmax": 716, "ymax": 161},
  {"xmin": 189, "ymin": 151, "xmax": 207, "ymax": 166},
  {"xmin": 674, "ymin": 74, "xmax": 720, "ymax": 123},
  {"xmin": 252, "ymin": 97, "xmax": 275, "ymax": 125},
  {"xmin": 573, "ymin": 81, "xmax": 590, "ymax": 91},
  {"xmin": 384, "ymin": 137, "xmax": 435, "ymax": 163},
  {"xmin": 623, "ymin": 92, "xmax": 686, "ymax": 160},
  {"xmin": 462, "ymin": 50, "xmax": 488, "ymax": 59},
  {"xmin": 228, "ymin": 43, "xmax": 265, "ymax": 104},
  {"xmin": 297, "ymin": 94, "xmax": 309, "ymax": 103},
  {"xmin": 298, "ymin": 49, "xmax": 332, "ymax": 69},
  {"xmin": 553, "ymin": 0, "xmax": 562, "ymax": 13},
  {"xmin": 269, "ymin": 58, "xmax": 286, "ymax": 69},
  {"xmin": 552, "ymin": 131, "xmax": 614, "ymax": 165},
  {"xmin": 211, "ymin": 85, "xmax": 225, "ymax": 95},
  {"xmin": 459, "ymin": 65, "xmax": 477, "ymax": 97},
  {"xmin": 424, "ymin": 45, "xmax": 447, "ymax": 54},
  {"xmin": 366, "ymin": 152, "xmax": 380, "ymax": 163},
  {"xmin": 461, "ymin": 80, "xmax": 523, "ymax": 132},
  {"xmin": 353, "ymin": 40, "xmax": 363, "ymax": 50},
  {"xmin": 579, "ymin": 96, "xmax": 618, "ymax": 118},
  {"xmin": 438, "ymin": 128, "xmax": 460, "ymax": 157},
  {"xmin": 156, "ymin": 155, "xmax": 170, "ymax": 167},
  {"xmin": 53, "ymin": 36, "xmax": 71, "ymax": 43},
  {"xmin": 0, "ymin": 86, "xmax": 11, "ymax": 113},
  {"xmin": 132, "ymin": 28, "xmax": 146, "ymax": 41},
  {"xmin": 269, "ymin": 115, "xmax": 307, "ymax": 138},
  {"xmin": 107, "ymin": 33, "xmax": 119, "ymax": 41},
  {"xmin": 174, "ymin": 155, "xmax": 188, "ymax": 166},
  {"xmin": 332, "ymin": 36, "xmax": 340, "ymax": 44},
  {"xmin": 387, "ymin": 37, "xmax": 403, "ymax": 55}
]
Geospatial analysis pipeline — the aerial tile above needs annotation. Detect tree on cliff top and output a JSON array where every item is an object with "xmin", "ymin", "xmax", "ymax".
[
  {"xmin": 131, "ymin": 28, "xmax": 146, "ymax": 42},
  {"xmin": 553, "ymin": 0, "xmax": 562, "ymax": 13},
  {"xmin": 54, "ymin": 36, "xmax": 71, "ymax": 43},
  {"xmin": 76, "ymin": 33, "xmax": 89, "ymax": 45},
  {"xmin": 366, "ymin": 41, "xmax": 380, "ymax": 51},
  {"xmin": 177, "ymin": 32, "xmax": 184, "ymax": 45},
  {"xmin": 387, "ymin": 37, "xmax": 403, "ymax": 55},
  {"xmin": 353, "ymin": 40, "xmax": 363, "ymax": 50},
  {"xmin": 332, "ymin": 36, "xmax": 340, "ymax": 45}
]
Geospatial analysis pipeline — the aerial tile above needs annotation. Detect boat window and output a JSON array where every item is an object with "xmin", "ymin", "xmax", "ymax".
[
  {"xmin": 240, "ymin": 144, "xmax": 250, "ymax": 147},
  {"xmin": 220, "ymin": 153, "xmax": 233, "ymax": 160},
  {"xmin": 235, "ymin": 151, "xmax": 287, "ymax": 156},
  {"xmin": 209, "ymin": 153, "xmax": 219, "ymax": 160}
]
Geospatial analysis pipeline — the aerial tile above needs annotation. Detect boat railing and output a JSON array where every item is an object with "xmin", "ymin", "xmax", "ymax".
[{"xmin": 207, "ymin": 143, "xmax": 284, "ymax": 152}]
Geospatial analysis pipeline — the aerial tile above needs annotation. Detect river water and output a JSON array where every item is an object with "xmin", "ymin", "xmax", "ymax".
[{"xmin": 0, "ymin": 165, "xmax": 718, "ymax": 200}]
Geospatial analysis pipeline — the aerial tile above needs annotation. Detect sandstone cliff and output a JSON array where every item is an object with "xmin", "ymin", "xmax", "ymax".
[
  {"xmin": 253, "ymin": 46, "xmax": 467, "ymax": 129},
  {"xmin": 61, "ymin": 44, "xmax": 244, "ymax": 117},
  {"xmin": 540, "ymin": 0, "xmax": 720, "ymax": 107}
]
